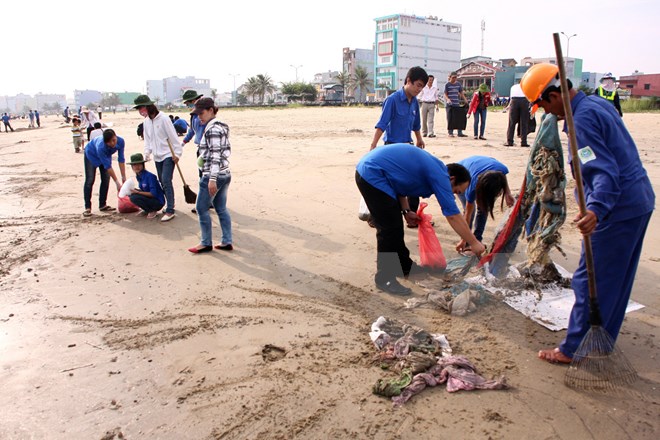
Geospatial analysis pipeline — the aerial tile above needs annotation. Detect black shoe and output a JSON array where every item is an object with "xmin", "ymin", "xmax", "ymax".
[
  {"xmin": 457, "ymin": 133, "xmax": 468, "ymax": 138},
  {"xmin": 520, "ymin": 143, "xmax": 531, "ymax": 147},
  {"xmin": 191, "ymin": 208, "xmax": 197, "ymax": 214},
  {"xmin": 423, "ymin": 134, "xmax": 428, "ymax": 137},
  {"xmin": 503, "ymin": 142, "xmax": 514, "ymax": 147},
  {"xmin": 428, "ymin": 134, "xmax": 436, "ymax": 138},
  {"xmin": 479, "ymin": 136, "xmax": 487, "ymax": 140},
  {"xmin": 375, "ymin": 280, "xmax": 412, "ymax": 296}
]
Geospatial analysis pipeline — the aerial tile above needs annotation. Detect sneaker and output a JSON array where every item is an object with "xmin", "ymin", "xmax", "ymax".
[
  {"xmin": 375, "ymin": 280, "xmax": 412, "ymax": 296},
  {"xmin": 160, "ymin": 212, "xmax": 176, "ymax": 222}
]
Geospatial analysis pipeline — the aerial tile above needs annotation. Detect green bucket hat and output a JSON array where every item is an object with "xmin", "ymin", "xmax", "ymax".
[
  {"xmin": 133, "ymin": 95, "xmax": 155, "ymax": 108},
  {"xmin": 126, "ymin": 152, "xmax": 149, "ymax": 165},
  {"xmin": 182, "ymin": 90, "xmax": 203, "ymax": 103},
  {"xmin": 479, "ymin": 83, "xmax": 489, "ymax": 93}
]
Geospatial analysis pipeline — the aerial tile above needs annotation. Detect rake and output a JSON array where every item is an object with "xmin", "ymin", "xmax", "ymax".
[{"xmin": 553, "ymin": 33, "xmax": 637, "ymax": 391}]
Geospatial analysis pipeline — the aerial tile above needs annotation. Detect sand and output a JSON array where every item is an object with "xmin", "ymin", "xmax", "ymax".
[{"xmin": 0, "ymin": 107, "xmax": 658, "ymax": 439}]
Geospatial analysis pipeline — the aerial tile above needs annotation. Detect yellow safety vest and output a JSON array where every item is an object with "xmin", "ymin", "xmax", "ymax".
[{"xmin": 597, "ymin": 86, "xmax": 616, "ymax": 101}]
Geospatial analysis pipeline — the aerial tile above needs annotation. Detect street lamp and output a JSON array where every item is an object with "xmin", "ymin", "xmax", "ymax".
[
  {"xmin": 560, "ymin": 32, "xmax": 577, "ymax": 58},
  {"xmin": 229, "ymin": 73, "xmax": 240, "ymax": 106},
  {"xmin": 290, "ymin": 64, "xmax": 302, "ymax": 82}
]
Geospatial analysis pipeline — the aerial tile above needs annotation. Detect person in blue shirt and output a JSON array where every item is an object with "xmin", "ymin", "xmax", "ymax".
[
  {"xmin": 520, "ymin": 64, "xmax": 655, "ymax": 364},
  {"xmin": 173, "ymin": 116, "xmax": 189, "ymax": 136},
  {"xmin": 370, "ymin": 66, "xmax": 427, "ymax": 150},
  {"xmin": 2, "ymin": 113, "xmax": 14, "ymax": 132},
  {"xmin": 83, "ymin": 129, "xmax": 127, "ymax": 217},
  {"xmin": 370, "ymin": 66, "xmax": 428, "ymax": 218},
  {"xmin": 182, "ymin": 90, "xmax": 208, "ymax": 213},
  {"xmin": 356, "ymin": 144, "xmax": 486, "ymax": 295},
  {"xmin": 126, "ymin": 153, "xmax": 165, "ymax": 219},
  {"xmin": 455, "ymin": 156, "xmax": 514, "ymax": 252}
]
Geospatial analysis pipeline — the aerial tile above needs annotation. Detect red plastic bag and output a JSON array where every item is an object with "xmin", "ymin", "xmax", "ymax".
[
  {"xmin": 118, "ymin": 196, "xmax": 139, "ymax": 213},
  {"xmin": 417, "ymin": 202, "xmax": 446, "ymax": 269}
]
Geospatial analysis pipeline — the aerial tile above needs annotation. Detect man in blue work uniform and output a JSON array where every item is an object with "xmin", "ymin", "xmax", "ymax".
[
  {"xmin": 370, "ymin": 66, "xmax": 428, "ymax": 218},
  {"xmin": 356, "ymin": 144, "xmax": 486, "ymax": 296},
  {"xmin": 520, "ymin": 63, "xmax": 655, "ymax": 364}
]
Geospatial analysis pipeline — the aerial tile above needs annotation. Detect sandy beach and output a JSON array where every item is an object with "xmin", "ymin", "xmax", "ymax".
[{"xmin": 0, "ymin": 106, "xmax": 658, "ymax": 439}]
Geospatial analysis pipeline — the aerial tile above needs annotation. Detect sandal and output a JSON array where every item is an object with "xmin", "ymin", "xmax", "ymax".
[
  {"xmin": 99, "ymin": 205, "xmax": 115, "ymax": 212},
  {"xmin": 83, "ymin": 209, "xmax": 92, "ymax": 217},
  {"xmin": 147, "ymin": 211, "xmax": 158, "ymax": 219}
]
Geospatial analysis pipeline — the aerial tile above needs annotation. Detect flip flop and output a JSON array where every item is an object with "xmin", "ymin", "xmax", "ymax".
[
  {"xmin": 83, "ymin": 209, "xmax": 92, "ymax": 217},
  {"xmin": 99, "ymin": 205, "xmax": 115, "ymax": 212}
]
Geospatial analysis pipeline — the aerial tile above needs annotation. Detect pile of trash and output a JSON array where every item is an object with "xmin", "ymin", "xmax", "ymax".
[{"xmin": 370, "ymin": 317, "xmax": 508, "ymax": 406}]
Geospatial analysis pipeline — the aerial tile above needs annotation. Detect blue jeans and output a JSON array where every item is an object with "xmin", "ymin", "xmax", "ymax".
[
  {"xmin": 197, "ymin": 174, "xmax": 232, "ymax": 246},
  {"xmin": 155, "ymin": 157, "xmax": 175, "ymax": 214},
  {"xmin": 458, "ymin": 193, "xmax": 488, "ymax": 242},
  {"xmin": 83, "ymin": 154, "xmax": 109, "ymax": 210},
  {"xmin": 473, "ymin": 108, "xmax": 487, "ymax": 137}
]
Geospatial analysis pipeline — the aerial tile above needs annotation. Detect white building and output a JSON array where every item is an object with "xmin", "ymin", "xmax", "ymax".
[
  {"xmin": 373, "ymin": 14, "xmax": 462, "ymax": 101},
  {"xmin": 147, "ymin": 76, "xmax": 212, "ymax": 105}
]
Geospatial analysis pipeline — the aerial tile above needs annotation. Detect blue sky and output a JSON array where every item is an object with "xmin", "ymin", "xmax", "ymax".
[{"xmin": 3, "ymin": 0, "xmax": 659, "ymax": 97}]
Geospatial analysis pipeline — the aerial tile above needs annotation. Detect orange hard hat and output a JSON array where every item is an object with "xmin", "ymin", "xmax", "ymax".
[{"xmin": 520, "ymin": 63, "xmax": 560, "ymax": 103}]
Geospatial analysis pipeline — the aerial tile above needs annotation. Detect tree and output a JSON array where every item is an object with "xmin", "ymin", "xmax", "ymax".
[
  {"xmin": 102, "ymin": 93, "xmax": 121, "ymax": 110},
  {"xmin": 254, "ymin": 74, "xmax": 276, "ymax": 103},
  {"xmin": 352, "ymin": 65, "xmax": 373, "ymax": 102},
  {"xmin": 334, "ymin": 71, "xmax": 351, "ymax": 103},
  {"xmin": 281, "ymin": 82, "xmax": 317, "ymax": 103},
  {"xmin": 210, "ymin": 88, "xmax": 218, "ymax": 103},
  {"xmin": 578, "ymin": 84, "xmax": 594, "ymax": 95},
  {"xmin": 244, "ymin": 77, "xmax": 259, "ymax": 103}
]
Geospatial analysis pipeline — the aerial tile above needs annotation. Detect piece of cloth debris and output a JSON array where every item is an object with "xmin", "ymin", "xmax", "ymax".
[{"xmin": 391, "ymin": 355, "xmax": 508, "ymax": 406}]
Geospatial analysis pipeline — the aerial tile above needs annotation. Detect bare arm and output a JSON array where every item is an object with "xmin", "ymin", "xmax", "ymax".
[
  {"xmin": 446, "ymin": 213, "xmax": 485, "ymax": 256},
  {"xmin": 118, "ymin": 162, "xmax": 127, "ymax": 183},
  {"xmin": 413, "ymin": 130, "xmax": 425, "ymax": 149},
  {"xmin": 503, "ymin": 176, "xmax": 514, "ymax": 207},
  {"xmin": 370, "ymin": 128, "xmax": 384, "ymax": 150}
]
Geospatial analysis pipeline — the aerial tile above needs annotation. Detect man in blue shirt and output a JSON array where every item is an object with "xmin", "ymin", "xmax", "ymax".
[
  {"xmin": 173, "ymin": 116, "xmax": 189, "ymax": 136},
  {"xmin": 126, "ymin": 153, "xmax": 165, "ymax": 219},
  {"xmin": 370, "ymin": 66, "xmax": 427, "ymax": 150},
  {"xmin": 356, "ymin": 144, "xmax": 486, "ymax": 295},
  {"xmin": 2, "ymin": 113, "xmax": 14, "ymax": 132},
  {"xmin": 83, "ymin": 129, "xmax": 127, "ymax": 217},
  {"xmin": 520, "ymin": 64, "xmax": 655, "ymax": 364}
]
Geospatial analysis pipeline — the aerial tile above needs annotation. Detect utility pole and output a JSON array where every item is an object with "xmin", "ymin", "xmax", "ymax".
[
  {"xmin": 481, "ymin": 20, "xmax": 485, "ymax": 56},
  {"xmin": 290, "ymin": 64, "xmax": 303, "ymax": 82},
  {"xmin": 229, "ymin": 73, "xmax": 240, "ymax": 106}
]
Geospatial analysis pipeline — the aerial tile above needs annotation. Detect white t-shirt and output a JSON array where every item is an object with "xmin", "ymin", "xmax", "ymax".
[
  {"xmin": 419, "ymin": 85, "xmax": 439, "ymax": 103},
  {"xmin": 89, "ymin": 128, "xmax": 104, "ymax": 140},
  {"xmin": 509, "ymin": 84, "xmax": 526, "ymax": 98}
]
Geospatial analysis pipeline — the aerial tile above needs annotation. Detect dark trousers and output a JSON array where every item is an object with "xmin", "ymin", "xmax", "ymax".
[
  {"xmin": 86, "ymin": 125, "xmax": 93, "ymax": 141},
  {"xmin": 507, "ymin": 98, "xmax": 529, "ymax": 144},
  {"xmin": 356, "ymin": 171, "xmax": 414, "ymax": 284},
  {"xmin": 83, "ymin": 155, "xmax": 109, "ymax": 210},
  {"xmin": 383, "ymin": 141, "xmax": 419, "ymax": 212},
  {"xmin": 129, "ymin": 193, "xmax": 164, "ymax": 213},
  {"xmin": 3, "ymin": 122, "xmax": 13, "ymax": 132},
  {"xmin": 458, "ymin": 193, "xmax": 488, "ymax": 242}
]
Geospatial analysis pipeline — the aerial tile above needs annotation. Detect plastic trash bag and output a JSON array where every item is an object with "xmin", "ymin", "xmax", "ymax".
[
  {"xmin": 118, "ymin": 196, "xmax": 139, "ymax": 213},
  {"xmin": 358, "ymin": 196, "xmax": 370, "ymax": 221},
  {"xmin": 417, "ymin": 202, "xmax": 446, "ymax": 269},
  {"xmin": 118, "ymin": 178, "xmax": 136, "ymax": 198}
]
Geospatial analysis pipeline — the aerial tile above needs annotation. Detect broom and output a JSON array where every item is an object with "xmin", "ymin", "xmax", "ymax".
[
  {"xmin": 552, "ymin": 33, "xmax": 637, "ymax": 391},
  {"xmin": 166, "ymin": 138, "xmax": 197, "ymax": 204}
]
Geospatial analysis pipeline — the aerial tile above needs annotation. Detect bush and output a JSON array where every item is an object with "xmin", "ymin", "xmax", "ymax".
[{"xmin": 621, "ymin": 97, "xmax": 659, "ymax": 113}]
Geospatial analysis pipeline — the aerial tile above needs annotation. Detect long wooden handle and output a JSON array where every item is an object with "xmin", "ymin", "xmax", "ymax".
[
  {"xmin": 553, "ymin": 33, "xmax": 600, "ymax": 322},
  {"xmin": 166, "ymin": 138, "xmax": 187, "ymax": 186}
]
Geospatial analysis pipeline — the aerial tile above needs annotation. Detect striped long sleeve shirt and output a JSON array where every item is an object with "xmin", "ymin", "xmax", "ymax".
[{"xmin": 199, "ymin": 118, "xmax": 231, "ymax": 179}]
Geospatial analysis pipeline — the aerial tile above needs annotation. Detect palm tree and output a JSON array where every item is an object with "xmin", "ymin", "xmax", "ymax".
[
  {"xmin": 210, "ymin": 88, "xmax": 218, "ymax": 103},
  {"xmin": 245, "ymin": 77, "xmax": 259, "ymax": 103},
  {"xmin": 334, "ymin": 71, "xmax": 351, "ymax": 103},
  {"xmin": 254, "ymin": 74, "xmax": 276, "ymax": 103},
  {"xmin": 352, "ymin": 65, "xmax": 373, "ymax": 103}
]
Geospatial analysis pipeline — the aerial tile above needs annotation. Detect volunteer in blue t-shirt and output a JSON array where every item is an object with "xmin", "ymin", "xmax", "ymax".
[
  {"xmin": 126, "ymin": 153, "xmax": 165, "ymax": 219},
  {"xmin": 83, "ymin": 129, "xmax": 126, "ymax": 217},
  {"xmin": 456, "ymin": 156, "xmax": 514, "ymax": 252},
  {"xmin": 356, "ymin": 144, "xmax": 486, "ymax": 296}
]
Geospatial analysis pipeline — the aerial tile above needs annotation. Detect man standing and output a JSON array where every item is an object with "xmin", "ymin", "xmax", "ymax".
[
  {"xmin": 28, "ymin": 110, "xmax": 35, "ymax": 128},
  {"xmin": 419, "ymin": 75, "xmax": 439, "ymax": 138},
  {"xmin": 2, "ymin": 113, "xmax": 14, "ymax": 132},
  {"xmin": 519, "ymin": 63, "xmax": 655, "ymax": 364},
  {"xmin": 370, "ymin": 66, "xmax": 428, "ymax": 217},
  {"xmin": 443, "ymin": 72, "xmax": 467, "ymax": 137},
  {"xmin": 63, "ymin": 106, "xmax": 70, "ymax": 123},
  {"xmin": 80, "ymin": 106, "xmax": 101, "ymax": 140},
  {"xmin": 504, "ymin": 82, "xmax": 530, "ymax": 147},
  {"xmin": 34, "ymin": 110, "xmax": 41, "ymax": 128},
  {"xmin": 97, "ymin": 105, "xmax": 103, "ymax": 120},
  {"xmin": 82, "ymin": 129, "xmax": 127, "ymax": 217},
  {"xmin": 595, "ymin": 72, "xmax": 622, "ymax": 117}
]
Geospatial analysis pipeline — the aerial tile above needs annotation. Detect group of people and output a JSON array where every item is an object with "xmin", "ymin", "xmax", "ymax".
[
  {"xmin": 358, "ymin": 64, "xmax": 654, "ymax": 369},
  {"xmin": 80, "ymin": 90, "xmax": 234, "ymax": 254}
]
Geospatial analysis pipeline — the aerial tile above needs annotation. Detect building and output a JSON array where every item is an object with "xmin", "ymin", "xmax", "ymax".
[
  {"xmin": 520, "ymin": 56, "xmax": 583, "ymax": 91},
  {"xmin": 115, "ymin": 92, "xmax": 142, "ymax": 107},
  {"xmin": 343, "ymin": 47, "xmax": 375, "ymax": 102},
  {"xmin": 619, "ymin": 72, "xmax": 660, "ymax": 97},
  {"xmin": 74, "ymin": 90, "xmax": 103, "ymax": 109},
  {"xmin": 455, "ymin": 60, "xmax": 501, "ymax": 94},
  {"xmin": 35, "ymin": 93, "xmax": 67, "ymax": 112},
  {"xmin": 461, "ymin": 56, "xmax": 501, "ymax": 68},
  {"xmin": 373, "ymin": 14, "xmax": 462, "ymax": 101},
  {"xmin": 146, "ymin": 76, "xmax": 212, "ymax": 105},
  {"xmin": 581, "ymin": 72, "xmax": 605, "ymax": 92},
  {"xmin": 493, "ymin": 66, "xmax": 530, "ymax": 97},
  {"xmin": 312, "ymin": 71, "xmax": 341, "ymax": 101}
]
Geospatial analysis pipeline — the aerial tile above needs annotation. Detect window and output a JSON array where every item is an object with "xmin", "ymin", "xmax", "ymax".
[
  {"xmin": 644, "ymin": 84, "xmax": 651, "ymax": 90},
  {"xmin": 378, "ymin": 41, "xmax": 393, "ymax": 56},
  {"xmin": 380, "ymin": 31, "xmax": 393, "ymax": 40},
  {"xmin": 380, "ymin": 56, "xmax": 391, "ymax": 64},
  {"xmin": 447, "ymin": 25, "xmax": 461, "ymax": 33}
]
